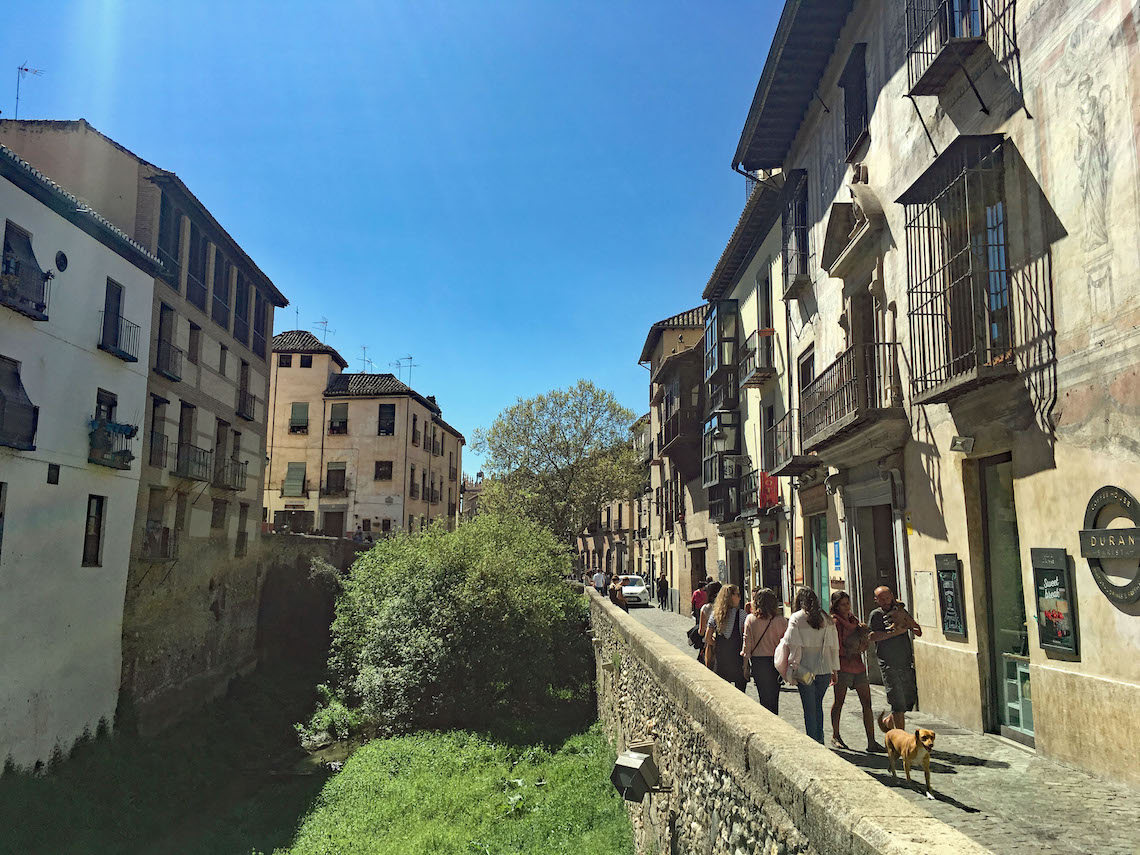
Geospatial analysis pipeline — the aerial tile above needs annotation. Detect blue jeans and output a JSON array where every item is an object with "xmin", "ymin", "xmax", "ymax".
[{"xmin": 797, "ymin": 673, "xmax": 832, "ymax": 744}]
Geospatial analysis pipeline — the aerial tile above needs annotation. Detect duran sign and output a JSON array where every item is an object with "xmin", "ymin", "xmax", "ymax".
[{"xmin": 1080, "ymin": 486, "xmax": 1140, "ymax": 604}]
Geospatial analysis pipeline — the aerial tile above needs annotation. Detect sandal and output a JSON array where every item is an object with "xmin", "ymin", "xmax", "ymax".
[{"xmin": 830, "ymin": 736, "xmax": 850, "ymax": 750}]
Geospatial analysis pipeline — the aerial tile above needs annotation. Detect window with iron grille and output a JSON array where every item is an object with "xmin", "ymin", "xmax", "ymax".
[
  {"xmin": 839, "ymin": 44, "xmax": 868, "ymax": 159},
  {"xmin": 375, "ymin": 460, "xmax": 393, "ymax": 480},
  {"xmin": 781, "ymin": 171, "xmax": 809, "ymax": 295},
  {"xmin": 900, "ymin": 136, "xmax": 1013, "ymax": 403},
  {"xmin": 378, "ymin": 403, "xmax": 396, "ymax": 435}
]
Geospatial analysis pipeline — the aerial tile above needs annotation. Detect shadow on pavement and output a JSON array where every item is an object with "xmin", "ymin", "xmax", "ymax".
[
  {"xmin": 860, "ymin": 770, "xmax": 983, "ymax": 813},
  {"xmin": 933, "ymin": 750, "xmax": 1010, "ymax": 769}
]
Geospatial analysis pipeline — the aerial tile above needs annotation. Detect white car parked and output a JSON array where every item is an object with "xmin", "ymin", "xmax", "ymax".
[{"xmin": 620, "ymin": 575, "xmax": 650, "ymax": 607}]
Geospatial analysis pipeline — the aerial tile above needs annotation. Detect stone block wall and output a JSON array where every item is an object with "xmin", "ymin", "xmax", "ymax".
[{"xmin": 589, "ymin": 591, "xmax": 993, "ymax": 855}]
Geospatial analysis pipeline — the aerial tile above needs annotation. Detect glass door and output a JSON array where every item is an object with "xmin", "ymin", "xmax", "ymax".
[{"xmin": 980, "ymin": 453, "xmax": 1033, "ymax": 743}]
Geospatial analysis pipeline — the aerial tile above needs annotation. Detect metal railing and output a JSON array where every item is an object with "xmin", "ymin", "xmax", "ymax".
[
  {"xmin": 88, "ymin": 418, "xmax": 137, "ymax": 470},
  {"xmin": 320, "ymin": 477, "xmax": 352, "ymax": 497},
  {"xmin": 212, "ymin": 293, "xmax": 230, "ymax": 328},
  {"xmin": 148, "ymin": 430, "xmax": 168, "ymax": 467},
  {"xmin": 768, "ymin": 410, "xmax": 802, "ymax": 472},
  {"xmin": 141, "ymin": 523, "xmax": 178, "ymax": 560},
  {"xmin": 431, "ymin": 488, "xmax": 440, "ymax": 504},
  {"xmin": 328, "ymin": 419, "xmax": 348, "ymax": 435},
  {"xmin": 98, "ymin": 311, "xmax": 141, "ymax": 362},
  {"xmin": 449, "ymin": 465, "xmax": 458, "ymax": 481},
  {"xmin": 157, "ymin": 245, "xmax": 180, "ymax": 283},
  {"xmin": 280, "ymin": 478, "xmax": 310, "ymax": 498},
  {"xmin": 662, "ymin": 406, "xmax": 699, "ymax": 450},
  {"xmin": 410, "ymin": 483, "xmax": 421, "ymax": 499},
  {"xmin": 412, "ymin": 429, "xmax": 422, "ymax": 446},
  {"xmin": 213, "ymin": 458, "xmax": 249, "ymax": 491},
  {"xmin": 0, "ymin": 400, "xmax": 38, "ymax": 450},
  {"xmin": 740, "ymin": 469, "xmax": 780, "ymax": 514},
  {"xmin": 186, "ymin": 272, "xmax": 208, "ymax": 310},
  {"xmin": 155, "ymin": 339, "xmax": 183, "ymax": 381},
  {"xmin": 173, "ymin": 442, "xmax": 213, "ymax": 481},
  {"xmin": 800, "ymin": 343, "xmax": 900, "ymax": 447},
  {"xmin": 237, "ymin": 389, "xmax": 257, "ymax": 421},
  {"xmin": 0, "ymin": 264, "xmax": 50, "ymax": 321},
  {"xmin": 906, "ymin": 0, "xmax": 984, "ymax": 91},
  {"xmin": 738, "ymin": 328, "xmax": 776, "ymax": 386}
]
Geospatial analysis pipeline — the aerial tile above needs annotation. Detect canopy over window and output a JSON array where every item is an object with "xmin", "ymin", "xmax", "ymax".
[
  {"xmin": 290, "ymin": 402, "xmax": 309, "ymax": 426},
  {"xmin": 330, "ymin": 403, "xmax": 348, "ymax": 421},
  {"xmin": 1, "ymin": 223, "xmax": 49, "ymax": 317},
  {"xmin": 0, "ymin": 356, "xmax": 39, "ymax": 449},
  {"xmin": 283, "ymin": 462, "xmax": 307, "ymax": 496}
]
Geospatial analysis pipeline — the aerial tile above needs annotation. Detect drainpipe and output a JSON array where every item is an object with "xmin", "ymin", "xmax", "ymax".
[{"xmin": 785, "ymin": 278, "xmax": 797, "ymax": 608}]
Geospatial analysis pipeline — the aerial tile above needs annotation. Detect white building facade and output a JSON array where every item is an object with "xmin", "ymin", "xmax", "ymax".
[{"xmin": 0, "ymin": 145, "xmax": 159, "ymax": 767}]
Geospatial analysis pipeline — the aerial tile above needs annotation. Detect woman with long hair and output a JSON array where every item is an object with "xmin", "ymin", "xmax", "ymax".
[
  {"xmin": 741, "ymin": 587, "xmax": 788, "ymax": 714},
  {"xmin": 608, "ymin": 575, "xmax": 628, "ymax": 612},
  {"xmin": 829, "ymin": 591, "xmax": 883, "ymax": 752},
  {"xmin": 696, "ymin": 581, "xmax": 722, "ymax": 661},
  {"xmin": 702, "ymin": 583, "xmax": 747, "ymax": 690},
  {"xmin": 778, "ymin": 586, "xmax": 839, "ymax": 744}
]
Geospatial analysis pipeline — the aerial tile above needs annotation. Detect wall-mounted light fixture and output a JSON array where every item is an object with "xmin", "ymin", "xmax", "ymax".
[
  {"xmin": 610, "ymin": 742, "xmax": 670, "ymax": 802},
  {"xmin": 949, "ymin": 436, "xmax": 975, "ymax": 454}
]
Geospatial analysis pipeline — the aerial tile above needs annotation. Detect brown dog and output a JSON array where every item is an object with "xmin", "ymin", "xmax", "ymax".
[{"xmin": 878, "ymin": 711, "xmax": 936, "ymax": 799}]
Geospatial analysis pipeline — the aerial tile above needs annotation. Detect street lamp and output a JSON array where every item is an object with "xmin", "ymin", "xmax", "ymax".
[{"xmin": 711, "ymin": 427, "xmax": 728, "ymax": 454}]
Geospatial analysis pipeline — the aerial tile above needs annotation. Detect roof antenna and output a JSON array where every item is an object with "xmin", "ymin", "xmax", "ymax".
[
  {"xmin": 294, "ymin": 305, "xmax": 300, "ymax": 329},
  {"xmin": 359, "ymin": 345, "xmax": 375, "ymax": 373},
  {"xmin": 312, "ymin": 317, "xmax": 335, "ymax": 342},
  {"xmin": 389, "ymin": 357, "xmax": 405, "ymax": 381},
  {"xmin": 15, "ymin": 64, "xmax": 44, "ymax": 121},
  {"xmin": 403, "ymin": 355, "xmax": 419, "ymax": 386}
]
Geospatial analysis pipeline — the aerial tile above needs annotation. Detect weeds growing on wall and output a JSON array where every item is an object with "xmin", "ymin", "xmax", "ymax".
[{"xmin": 300, "ymin": 512, "xmax": 593, "ymax": 741}]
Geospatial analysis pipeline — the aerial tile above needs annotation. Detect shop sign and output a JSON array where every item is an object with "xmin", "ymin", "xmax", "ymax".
[
  {"xmin": 1079, "ymin": 486, "xmax": 1140, "ymax": 604},
  {"xmin": 1030, "ymin": 548, "xmax": 1079, "ymax": 658},
  {"xmin": 935, "ymin": 553, "xmax": 966, "ymax": 640}
]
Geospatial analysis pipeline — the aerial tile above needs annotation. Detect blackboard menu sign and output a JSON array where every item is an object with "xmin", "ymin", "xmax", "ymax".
[
  {"xmin": 1031, "ymin": 548, "xmax": 1079, "ymax": 659},
  {"xmin": 935, "ymin": 553, "xmax": 966, "ymax": 640}
]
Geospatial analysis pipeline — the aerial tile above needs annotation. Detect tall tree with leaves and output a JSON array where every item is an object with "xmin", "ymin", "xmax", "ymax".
[{"xmin": 472, "ymin": 380, "xmax": 642, "ymax": 545}]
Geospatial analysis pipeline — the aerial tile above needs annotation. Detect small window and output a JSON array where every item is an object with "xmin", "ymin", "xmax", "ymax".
[
  {"xmin": 329, "ymin": 402, "xmax": 348, "ymax": 434},
  {"xmin": 362, "ymin": 518, "xmax": 371, "ymax": 532},
  {"xmin": 381, "ymin": 518, "xmax": 392, "ymax": 533},
  {"xmin": 219, "ymin": 344, "xmax": 228, "ymax": 376},
  {"xmin": 289, "ymin": 402, "xmax": 309, "ymax": 433},
  {"xmin": 211, "ymin": 499, "xmax": 228, "ymax": 530},
  {"xmin": 47, "ymin": 464, "xmax": 59, "ymax": 484},
  {"xmin": 188, "ymin": 323, "xmax": 201, "ymax": 365},
  {"xmin": 375, "ymin": 460, "xmax": 393, "ymax": 480},
  {"xmin": 299, "ymin": 354, "xmax": 312, "ymax": 368},
  {"xmin": 326, "ymin": 460, "xmax": 347, "ymax": 494},
  {"xmin": 278, "ymin": 353, "xmax": 292, "ymax": 368},
  {"xmin": 82, "ymin": 495, "xmax": 106, "ymax": 566},
  {"xmin": 95, "ymin": 389, "xmax": 117, "ymax": 422},
  {"xmin": 378, "ymin": 403, "xmax": 396, "ymax": 436}
]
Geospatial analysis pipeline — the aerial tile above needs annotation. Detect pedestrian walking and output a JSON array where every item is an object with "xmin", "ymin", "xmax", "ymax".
[
  {"xmin": 742, "ymin": 587, "xmax": 788, "ymax": 715},
  {"xmin": 608, "ymin": 575, "xmax": 629, "ymax": 612},
  {"xmin": 690, "ymin": 580, "xmax": 708, "ymax": 624},
  {"xmin": 829, "ymin": 591, "xmax": 883, "ymax": 753},
  {"xmin": 591, "ymin": 569, "xmax": 606, "ymax": 594},
  {"xmin": 778, "ymin": 587, "xmax": 839, "ymax": 744},
  {"xmin": 695, "ymin": 581, "xmax": 721, "ymax": 662},
  {"xmin": 656, "ymin": 571, "xmax": 669, "ymax": 609},
  {"xmin": 867, "ymin": 585, "xmax": 922, "ymax": 731},
  {"xmin": 703, "ymin": 584, "xmax": 748, "ymax": 691}
]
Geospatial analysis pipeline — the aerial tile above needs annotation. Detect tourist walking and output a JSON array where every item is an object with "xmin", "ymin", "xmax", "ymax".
[
  {"xmin": 592, "ymin": 569, "xmax": 606, "ymax": 594},
  {"xmin": 829, "ymin": 591, "xmax": 883, "ymax": 753},
  {"xmin": 690, "ymin": 580, "xmax": 708, "ymax": 624},
  {"xmin": 742, "ymin": 587, "xmax": 788, "ymax": 715},
  {"xmin": 608, "ymin": 575, "xmax": 629, "ymax": 612},
  {"xmin": 695, "ymin": 581, "xmax": 721, "ymax": 662},
  {"xmin": 778, "ymin": 587, "xmax": 839, "ymax": 744},
  {"xmin": 867, "ymin": 585, "xmax": 922, "ymax": 731},
  {"xmin": 656, "ymin": 571, "xmax": 669, "ymax": 609},
  {"xmin": 703, "ymin": 584, "xmax": 748, "ymax": 691}
]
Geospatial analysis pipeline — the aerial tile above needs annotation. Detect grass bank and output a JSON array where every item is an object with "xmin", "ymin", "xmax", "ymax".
[{"xmin": 271, "ymin": 722, "xmax": 632, "ymax": 855}]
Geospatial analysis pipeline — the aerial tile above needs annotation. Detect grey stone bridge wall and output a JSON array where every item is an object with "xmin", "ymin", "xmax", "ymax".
[{"xmin": 588, "ymin": 591, "xmax": 993, "ymax": 855}]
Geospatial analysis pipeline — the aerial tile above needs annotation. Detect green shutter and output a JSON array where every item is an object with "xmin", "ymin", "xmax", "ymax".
[
  {"xmin": 289, "ymin": 402, "xmax": 309, "ymax": 427},
  {"xmin": 330, "ymin": 402, "xmax": 348, "ymax": 421},
  {"xmin": 283, "ymin": 462, "xmax": 306, "ymax": 496},
  {"xmin": 327, "ymin": 461, "xmax": 346, "ymax": 471}
]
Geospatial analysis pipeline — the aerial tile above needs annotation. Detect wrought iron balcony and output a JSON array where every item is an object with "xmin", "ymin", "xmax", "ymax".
[
  {"xmin": 738, "ymin": 329, "xmax": 776, "ymax": 389},
  {"xmin": 320, "ymin": 477, "xmax": 352, "ymax": 497},
  {"xmin": 148, "ymin": 430, "xmax": 168, "ymax": 467},
  {"xmin": 766, "ymin": 410, "xmax": 818, "ymax": 477},
  {"xmin": 173, "ymin": 442, "xmax": 212, "ymax": 481},
  {"xmin": 412, "ymin": 429, "xmax": 422, "ymax": 446},
  {"xmin": 661, "ymin": 406, "xmax": 699, "ymax": 454},
  {"xmin": 740, "ymin": 470, "xmax": 780, "ymax": 516},
  {"xmin": 98, "ymin": 312, "xmax": 141, "ymax": 362},
  {"xmin": 155, "ymin": 339, "xmax": 183, "ymax": 381},
  {"xmin": 328, "ymin": 418, "xmax": 348, "ymax": 435},
  {"xmin": 280, "ymin": 478, "xmax": 310, "ymax": 498},
  {"xmin": 140, "ymin": 523, "xmax": 179, "ymax": 560},
  {"xmin": 800, "ymin": 343, "xmax": 904, "ymax": 453},
  {"xmin": 0, "ymin": 400, "xmax": 38, "ymax": 451},
  {"xmin": 237, "ymin": 389, "xmax": 257, "ymax": 421},
  {"xmin": 410, "ymin": 483, "xmax": 421, "ymax": 499},
  {"xmin": 432, "ymin": 439, "xmax": 441, "ymax": 456},
  {"xmin": 0, "ymin": 264, "xmax": 50, "ymax": 321},
  {"xmin": 708, "ymin": 482, "xmax": 740, "ymax": 525},
  {"xmin": 88, "ymin": 418, "xmax": 138, "ymax": 470},
  {"xmin": 906, "ymin": 0, "xmax": 992, "ymax": 96},
  {"xmin": 431, "ymin": 488, "xmax": 440, "ymax": 504},
  {"xmin": 449, "ymin": 465, "xmax": 458, "ymax": 481},
  {"xmin": 213, "ymin": 458, "xmax": 248, "ymax": 492}
]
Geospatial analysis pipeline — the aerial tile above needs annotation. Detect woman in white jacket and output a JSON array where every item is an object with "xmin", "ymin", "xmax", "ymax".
[{"xmin": 778, "ymin": 586, "xmax": 840, "ymax": 744}]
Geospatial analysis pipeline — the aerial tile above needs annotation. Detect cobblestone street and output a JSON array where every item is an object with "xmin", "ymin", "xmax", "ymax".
[{"xmin": 627, "ymin": 604, "xmax": 1140, "ymax": 855}]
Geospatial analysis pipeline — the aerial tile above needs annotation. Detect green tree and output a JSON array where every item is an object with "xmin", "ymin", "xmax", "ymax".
[{"xmin": 472, "ymin": 380, "xmax": 641, "ymax": 545}]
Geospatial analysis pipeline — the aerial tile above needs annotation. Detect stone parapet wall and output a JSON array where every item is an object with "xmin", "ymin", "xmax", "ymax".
[{"xmin": 589, "ymin": 591, "xmax": 993, "ymax": 855}]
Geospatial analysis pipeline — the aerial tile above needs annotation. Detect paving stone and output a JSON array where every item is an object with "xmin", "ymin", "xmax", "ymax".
[{"xmin": 627, "ymin": 604, "xmax": 1140, "ymax": 855}]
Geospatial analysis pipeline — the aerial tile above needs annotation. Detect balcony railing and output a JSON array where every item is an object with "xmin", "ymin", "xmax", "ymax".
[
  {"xmin": 0, "ymin": 400, "xmax": 38, "ymax": 451},
  {"xmin": 213, "ymin": 458, "xmax": 248, "ymax": 491},
  {"xmin": 740, "ymin": 470, "xmax": 780, "ymax": 516},
  {"xmin": 800, "ymin": 343, "xmax": 902, "ymax": 452},
  {"xmin": 288, "ymin": 421, "xmax": 309, "ymax": 434},
  {"xmin": 280, "ymin": 478, "xmax": 310, "ymax": 498},
  {"xmin": 766, "ymin": 410, "xmax": 817, "ymax": 477},
  {"xmin": 328, "ymin": 419, "xmax": 348, "ymax": 435},
  {"xmin": 410, "ymin": 483, "xmax": 421, "ymax": 499},
  {"xmin": 708, "ymin": 483, "xmax": 740, "ymax": 525},
  {"xmin": 662, "ymin": 407, "xmax": 699, "ymax": 452},
  {"xmin": 449, "ymin": 465, "xmax": 458, "ymax": 481},
  {"xmin": 186, "ymin": 273, "xmax": 208, "ymax": 311},
  {"xmin": 237, "ymin": 389, "xmax": 257, "ymax": 421},
  {"xmin": 432, "ymin": 439, "xmax": 441, "ymax": 456},
  {"xmin": 0, "ymin": 268, "xmax": 50, "ymax": 321},
  {"xmin": 98, "ymin": 312, "xmax": 141, "ymax": 362},
  {"xmin": 431, "ymin": 488, "xmax": 440, "ymax": 504},
  {"xmin": 173, "ymin": 442, "xmax": 213, "ymax": 481},
  {"xmin": 738, "ymin": 329, "xmax": 776, "ymax": 388},
  {"xmin": 412, "ymin": 429, "xmax": 422, "ymax": 446},
  {"xmin": 88, "ymin": 418, "xmax": 138, "ymax": 470},
  {"xmin": 320, "ymin": 477, "xmax": 351, "ymax": 497},
  {"xmin": 155, "ymin": 339, "xmax": 183, "ymax": 381},
  {"xmin": 148, "ymin": 430, "xmax": 168, "ymax": 467},
  {"xmin": 906, "ymin": 0, "xmax": 993, "ymax": 96},
  {"xmin": 140, "ymin": 523, "xmax": 178, "ymax": 560}
]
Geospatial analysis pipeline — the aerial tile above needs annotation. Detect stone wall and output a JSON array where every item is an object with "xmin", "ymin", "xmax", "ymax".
[{"xmin": 588, "ymin": 591, "xmax": 992, "ymax": 855}]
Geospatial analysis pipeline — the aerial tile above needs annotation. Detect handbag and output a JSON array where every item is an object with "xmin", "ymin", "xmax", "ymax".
[
  {"xmin": 686, "ymin": 624, "xmax": 702, "ymax": 648},
  {"xmin": 742, "ymin": 614, "xmax": 774, "ymax": 681}
]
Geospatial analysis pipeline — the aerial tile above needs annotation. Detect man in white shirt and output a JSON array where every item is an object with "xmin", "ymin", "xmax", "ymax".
[{"xmin": 592, "ymin": 570, "xmax": 606, "ymax": 593}]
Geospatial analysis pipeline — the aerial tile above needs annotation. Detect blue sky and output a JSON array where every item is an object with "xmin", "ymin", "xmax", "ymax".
[{"xmin": 2, "ymin": 1, "xmax": 778, "ymax": 471}]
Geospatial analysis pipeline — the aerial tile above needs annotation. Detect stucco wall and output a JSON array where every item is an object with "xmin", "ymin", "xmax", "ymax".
[{"xmin": 588, "ymin": 591, "xmax": 991, "ymax": 855}]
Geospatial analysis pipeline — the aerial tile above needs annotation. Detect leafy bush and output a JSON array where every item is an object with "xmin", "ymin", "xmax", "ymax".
[{"xmin": 307, "ymin": 512, "xmax": 592, "ymax": 738}]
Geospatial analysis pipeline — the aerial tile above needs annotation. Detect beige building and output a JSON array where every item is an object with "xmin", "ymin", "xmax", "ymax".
[
  {"xmin": 265, "ymin": 330, "xmax": 463, "ymax": 536},
  {"xmin": 0, "ymin": 118, "xmax": 288, "ymax": 731},
  {"xmin": 723, "ymin": 0, "xmax": 1140, "ymax": 784}
]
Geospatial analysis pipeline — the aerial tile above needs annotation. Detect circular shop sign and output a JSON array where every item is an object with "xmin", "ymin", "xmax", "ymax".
[{"xmin": 1080, "ymin": 486, "xmax": 1140, "ymax": 604}]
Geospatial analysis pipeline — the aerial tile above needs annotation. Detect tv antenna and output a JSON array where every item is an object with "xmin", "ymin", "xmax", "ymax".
[
  {"xmin": 15, "ymin": 64, "xmax": 45, "ymax": 120},
  {"xmin": 313, "ymin": 317, "xmax": 336, "ymax": 342},
  {"xmin": 388, "ymin": 355, "xmax": 419, "ymax": 384},
  {"xmin": 359, "ymin": 345, "xmax": 375, "ymax": 373}
]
